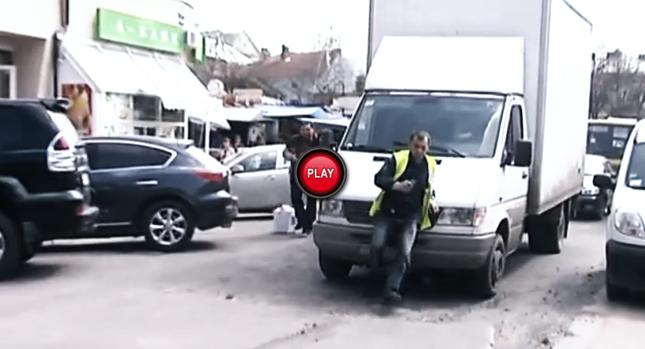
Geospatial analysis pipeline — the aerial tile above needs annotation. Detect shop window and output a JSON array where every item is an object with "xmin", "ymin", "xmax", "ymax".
[
  {"xmin": 134, "ymin": 127, "xmax": 157, "ymax": 136},
  {"xmin": 162, "ymin": 108, "xmax": 185, "ymax": 122},
  {"xmin": 132, "ymin": 95, "xmax": 160, "ymax": 121}
]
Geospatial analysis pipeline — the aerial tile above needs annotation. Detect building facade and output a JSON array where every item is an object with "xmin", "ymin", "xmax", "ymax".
[
  {"xmin": 58, "ymin": 0, "xmax": 220, "ymax": 137},
  {"xmin": 0, "ymin": 0, "xmax": 62, "ymax": 98}
]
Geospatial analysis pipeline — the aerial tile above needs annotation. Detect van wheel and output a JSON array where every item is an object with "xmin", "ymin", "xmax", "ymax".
[
  {"xmin": 0, "ymin": 212, "xmax": 21, "ymax": 279},
  {"xmin": 471, "ymin": 234, "xmax": 505, "ymax": 299},
  {"xmin": 529, "ymin": 204, "xmax": 566, "ymax": 254},
  {"xmin": 318, "ymin": 251, "xmax": 352, "ymax": 281},
  {"xmin": 140, "ymin": 201, "xmax": 195, "ymax": 252}
]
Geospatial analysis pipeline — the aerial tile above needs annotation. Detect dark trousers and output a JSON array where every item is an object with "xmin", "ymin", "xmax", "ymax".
[
  {"xmin": 370, "ymin": 215, "xmax": 418, "ymax": 292},
  {"xmin": 290, "ymin": 179, "xmax": 316, "ymax": 230}
]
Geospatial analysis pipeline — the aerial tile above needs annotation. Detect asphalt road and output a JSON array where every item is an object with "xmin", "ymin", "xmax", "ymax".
[{"xmin": 0, "ymin": 217, "xmax": 614, "ymax": 348}]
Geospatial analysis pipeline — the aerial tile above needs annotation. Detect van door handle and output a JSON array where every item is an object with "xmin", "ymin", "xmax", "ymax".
[
  {"xmin": 136, "ymin": 180, "xmax": 158, "ymax": 186},
  {"xmin": 264, "ymin": 174, "xmax": 275, "ymax": 180},
  {"xmin": 522, "ymin": 172, "xmax": 528, "ymax": 179}
]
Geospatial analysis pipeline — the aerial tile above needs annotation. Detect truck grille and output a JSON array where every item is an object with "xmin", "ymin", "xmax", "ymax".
[{"xmin": 342, "ymin": 200, "xmax": 373, "ymax": 225}]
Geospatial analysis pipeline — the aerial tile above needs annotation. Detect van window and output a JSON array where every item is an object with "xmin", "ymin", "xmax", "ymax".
[
  {"xmin": 505, "ymin": 105, "xmax": 524, "ymax": 156},
  {"xmin": 625, "ymin": 144, "xmax": 645, "ymax": 189},
  {"xmin": 342, "ymin": 93, "xmax": 504, "ymax": 158}
]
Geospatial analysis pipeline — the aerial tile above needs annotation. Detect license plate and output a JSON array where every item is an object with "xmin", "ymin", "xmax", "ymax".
[
  {"xmin": 81, "ymin": 173, "xmax": 90, "ymax": 186},
  {"xmin": 359, "ymin": 246, "xmax": 370, "ymax": 256}
]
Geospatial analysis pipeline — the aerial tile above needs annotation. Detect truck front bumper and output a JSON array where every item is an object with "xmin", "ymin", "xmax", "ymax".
[{"xmin": 313, "ymin": 222, "xmax": 496, "ymax": 270}]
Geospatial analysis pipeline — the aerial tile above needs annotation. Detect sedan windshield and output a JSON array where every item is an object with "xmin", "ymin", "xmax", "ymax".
[
  {"xmin": 626, "ymin": 143, "xmax": 645, "ymax": 189},
  {"xmin": 341, "ymin": 93, "xmax": 504, "ymax": 157}
]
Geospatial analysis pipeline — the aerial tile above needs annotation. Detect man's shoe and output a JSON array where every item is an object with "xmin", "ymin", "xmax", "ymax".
[{"xmin": 381, "ymin": 289, "xmax": 403, "ymax": 306}]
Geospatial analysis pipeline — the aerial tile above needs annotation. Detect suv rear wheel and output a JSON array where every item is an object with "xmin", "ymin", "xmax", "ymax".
[{"xmin": 0, "ymin": 212, "xmax": 21, "ymax": 279}]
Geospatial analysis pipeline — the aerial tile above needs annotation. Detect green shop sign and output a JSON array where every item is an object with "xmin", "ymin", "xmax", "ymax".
[{"xmin": 96, "ymin": 8, "xmax": 184, "ymax": 53}]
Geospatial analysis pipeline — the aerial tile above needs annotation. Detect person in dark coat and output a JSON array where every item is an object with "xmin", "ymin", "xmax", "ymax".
[{"xmin": 283, "ymin": 123, "xmax": 320, "ymax": 236}]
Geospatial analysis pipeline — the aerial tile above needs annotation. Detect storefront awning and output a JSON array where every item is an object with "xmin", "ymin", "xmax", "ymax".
[
  {"xmin": 62, "ymin": 37, "xmax": 219, "ymax": 113},
  {"xmin": 222, "ymin": 108, "xmax": 265, "ymax": 122}
]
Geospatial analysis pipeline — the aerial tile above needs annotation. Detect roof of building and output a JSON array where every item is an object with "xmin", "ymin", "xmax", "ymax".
[{"xmin": 238, "ymin": 51, "xmax": 329, "ymax": 80}]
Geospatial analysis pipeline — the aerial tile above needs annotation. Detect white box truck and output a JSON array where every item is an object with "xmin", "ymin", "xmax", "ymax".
[{"xmin": 312, "ymin": 0, "xmax": 593, "ymax": 298}]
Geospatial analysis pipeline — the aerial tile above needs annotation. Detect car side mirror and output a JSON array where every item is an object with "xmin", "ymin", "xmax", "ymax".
[
  {"xmin": 230, "ymin": 164, "xmax": 244, "ymax": 174},
  {"xmin": 593, "ymin": 174, "xmax": 615, "ymax": 190},
  {"xmin": 513, "ymin": 140, "xmax": 532, "ymax": 167}
]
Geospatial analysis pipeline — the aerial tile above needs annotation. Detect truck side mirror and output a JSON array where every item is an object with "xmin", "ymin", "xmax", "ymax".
[
  {"xmin": 514, "ymin": 140, "xmax": 532, "ymax": 167},
  {"xmin": 593, "ymin": 174, "xmax": 615, "ymax": 190}
]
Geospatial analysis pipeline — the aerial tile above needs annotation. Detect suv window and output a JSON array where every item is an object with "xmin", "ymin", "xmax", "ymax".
[
  {"xmin": 239, "ymin": 151, "xmax": 277, "ymax": 173},
  {"xmin": 86, "ymin": 143, "xmax": 172, "ymax": 170},
  {"xmin": 0, "ymin": 105, "xmax": 54, "ymax": 151}
]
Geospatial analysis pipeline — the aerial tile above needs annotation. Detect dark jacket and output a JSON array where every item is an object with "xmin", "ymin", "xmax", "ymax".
[{"xmin": 374, "ymin": 153, "xmax": 429, "ymax": 220}]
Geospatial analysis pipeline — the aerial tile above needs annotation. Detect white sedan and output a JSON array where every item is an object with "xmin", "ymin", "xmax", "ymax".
[{"xmin": 223, "ymin": 144, "xmax": 292, "ymax": 212}]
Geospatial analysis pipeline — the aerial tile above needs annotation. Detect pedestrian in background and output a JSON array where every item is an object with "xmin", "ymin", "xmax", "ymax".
[
  {"xmin": 220, "ymin": 137, "xmax": 237, "ymax": 160},
  {"xmin": 233, "ymin": 134, "xmax": 244, "ymax": 151},
  {"xmin": 367, "ymin": 131, "xmax": 438, "ymax": 305},
  {"xmin": 283, "ymin": 123, "xmax": 319, "ymax": 236}
]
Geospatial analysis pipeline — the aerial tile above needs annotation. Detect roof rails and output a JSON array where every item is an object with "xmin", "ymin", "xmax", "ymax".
[
  {"xmin": 0, "ymin": 98, "xmax": 71, "ymax": 113},
  {"xmin": 38, "ymin": 98, "xmax": 71, "ymax": 113}
]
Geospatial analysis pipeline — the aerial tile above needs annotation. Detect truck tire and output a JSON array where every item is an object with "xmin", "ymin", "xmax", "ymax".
[
  {"xmin": 0, "ymin": 212, "xmax": 21, "ymax": 280},
  {"xmin": 528, "ymin": 204, "xmax": 566, "ymax": 254},
  {"xmin": 318, "ymin": 251, "xmax": 352, "ymax": 281},
  {"xmin": 471, "ymin": 234, "xmax": 506, "ymax": 299}
]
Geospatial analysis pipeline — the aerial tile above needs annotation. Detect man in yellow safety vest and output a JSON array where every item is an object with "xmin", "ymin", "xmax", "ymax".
[{"xmin": 367, "ymin": 131, "xmax": 438, "ymax": 305}]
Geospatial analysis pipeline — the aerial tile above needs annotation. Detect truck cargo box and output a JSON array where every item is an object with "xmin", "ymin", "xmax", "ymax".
[{"xmin": 367, "ymin": 0, "xmax": 593, "ymax": 214}]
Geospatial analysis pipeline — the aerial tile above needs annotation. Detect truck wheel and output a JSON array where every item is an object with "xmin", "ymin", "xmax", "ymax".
[
  {"xmin": 471, "ymin": 234, "xmax": 506, "ymax": 299},
  {"xmin": 0, "ymin": 212, "xmax": 21, "ymax": 280},
  {"xmin": 140, "ymin": 200, "xmax": 196, "ymax": 252},
  {"xmin": 528, "ymin": 204, "xmax": 566, "ymax": 254},
  {"xmin": 318, "ymin": 251, "xmax": 352, "ymax": 281}
]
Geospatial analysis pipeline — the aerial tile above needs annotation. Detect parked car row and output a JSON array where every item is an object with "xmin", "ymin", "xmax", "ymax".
[{"xmin": 0, "ymin": 99, "xmax": 237, "ymax": 279}]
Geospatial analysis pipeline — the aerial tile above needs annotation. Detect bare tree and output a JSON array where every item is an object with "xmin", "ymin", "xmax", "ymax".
[
  {"xmin": 309, "ymin": 26, "xmax": 346, "ymax": 95},
  {"xmin": 590, "ymin": 49, "xmax": 645, "ymax": 118}
]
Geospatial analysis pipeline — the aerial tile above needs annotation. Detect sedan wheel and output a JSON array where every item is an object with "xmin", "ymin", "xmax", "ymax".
[{"xmin": 141, "ymin": 201, "xmax": 195, "ymax": 252}]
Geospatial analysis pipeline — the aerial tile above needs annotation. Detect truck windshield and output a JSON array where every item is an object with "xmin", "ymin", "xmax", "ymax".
[
  {"xmin": 626, "ymin": 143, "xmax": 645, "ymax": 189},
  {"xmin": 341, "ymin": 93, "xmax": 504, "ymax": 158},
  {"xmin": 587, "ymin": 124, "xmax": 633, "ymax": 160}
]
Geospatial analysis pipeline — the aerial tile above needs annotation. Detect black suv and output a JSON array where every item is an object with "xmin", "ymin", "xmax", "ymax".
[{"xmin": 0, "ymin": 99, "xmax": 98, "ymax": 278}]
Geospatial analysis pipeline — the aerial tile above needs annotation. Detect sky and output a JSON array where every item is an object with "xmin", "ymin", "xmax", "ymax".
[{"xmin": 193, "ymin": 0, "xmax": 645, "ymax": 74}]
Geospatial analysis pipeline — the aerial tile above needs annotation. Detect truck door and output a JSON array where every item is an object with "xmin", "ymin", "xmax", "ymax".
[{"xmin": 502, "ymin": 102, "xmax": 529, "ymax": 251}]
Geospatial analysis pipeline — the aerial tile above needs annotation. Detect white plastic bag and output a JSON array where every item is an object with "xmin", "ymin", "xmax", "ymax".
[{"xmin": 273, "ymin": 204, "xmax": 296, "ymax": 234}]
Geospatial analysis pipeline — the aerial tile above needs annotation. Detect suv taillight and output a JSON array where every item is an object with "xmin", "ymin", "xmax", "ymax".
[
  {"xmin": 194, "ymin": 169, "xmax": 225, "ymax": 181},
  {"xmin": 47, "ymin": 133, "xmax": 76, "ymax": 172},
  {"xmin": 53, "ymin": 137, "xmax": 70, "ymax": 150}
]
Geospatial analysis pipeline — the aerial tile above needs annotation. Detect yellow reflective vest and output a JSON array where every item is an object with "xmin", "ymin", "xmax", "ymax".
[{"xmin": 369, "ymin": 150, "xmax": 436, "ymax": 230}]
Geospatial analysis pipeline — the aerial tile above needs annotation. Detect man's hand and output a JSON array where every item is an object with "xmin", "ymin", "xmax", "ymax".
[
  {"xmin": 284, "ymin": 150, "xmax": 297, "ymax": 162},
  {"xmin": 392, "ymin": 180, "xmax": 413, "ymax": 193},
  {"xmin": 429, "ymin": 200, "xmax": 439, "ymax": 214}
]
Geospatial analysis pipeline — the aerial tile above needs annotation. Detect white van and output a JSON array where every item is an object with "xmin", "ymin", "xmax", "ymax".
[
  {"xmin": 312, "ymin": 0, "xmax": 592, "ymax": 299},
  {"xmin": 594, "ymin": 119, "xmax": 645, "ymax": 301}
]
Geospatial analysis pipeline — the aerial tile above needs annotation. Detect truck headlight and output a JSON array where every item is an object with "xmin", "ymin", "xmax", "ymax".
[
  {"xmin": 613, "ymin": 208, "xmax": 645, "ymax": 239},
  {"xmin": 581, "ymin": 187, "xmax": 600, "ymax": 195},
  {"xmin": 437, "ymin": 207, "xmax": 486, "ymax": 227},
  {"xmin": 320, "ymin": 199, "xmax": 343, "ymax": 217}
]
